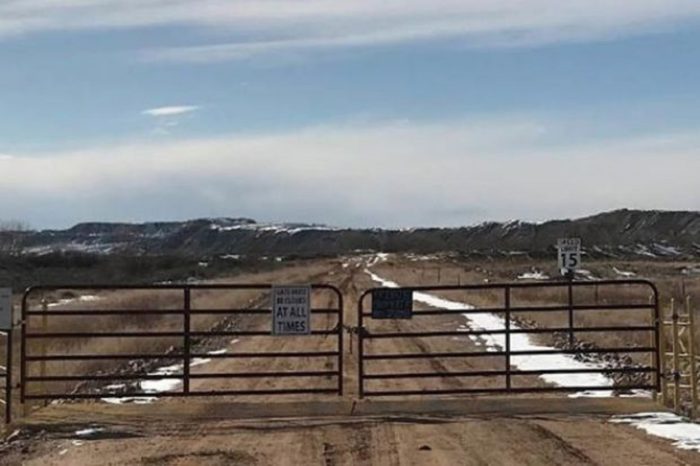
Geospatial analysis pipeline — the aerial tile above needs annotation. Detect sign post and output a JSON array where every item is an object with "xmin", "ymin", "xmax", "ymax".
[
  {"xmin": 371, "ymin": 289, "xmax": 413, "ymax": 319},
  {"xmin": 556, "ymin": 239, "xmax": 581, "ymax": 346},
  {"xmin": 272, "ymin": 286, "xmax": 311, "ymax": 335}
]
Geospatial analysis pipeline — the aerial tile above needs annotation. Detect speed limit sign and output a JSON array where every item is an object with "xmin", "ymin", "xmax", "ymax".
[{"xmin": 557, "ymin": 238, "xmax": 581, "ymax": 274}]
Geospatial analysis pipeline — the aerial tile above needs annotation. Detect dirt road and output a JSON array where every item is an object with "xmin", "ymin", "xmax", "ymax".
[{"xmin": 2, "ymin": 256, "xmax": 698, "ymax": 465}]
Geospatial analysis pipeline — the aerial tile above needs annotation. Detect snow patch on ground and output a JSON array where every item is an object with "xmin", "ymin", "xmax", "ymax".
[
  {"xmin": 405, "ymin": 253, "xmax": 441, "ymax": 262},
  {"xmin": 610, "ymin": 412, "xmax": 700, "ymax": 451},
  {"xmin": 75, "ymin": 427, "xmax": 105, "ymax": 437},
  {"xmin": 575, "ymin": 269, "xmax": 599, "ymax": 280},
  {"xmin": 366, "ymin": 253, "xmax": 390, "ymax": 267},
  {"xmin": 517, "ymin": 270, "xmax": 549, "ymax": 280},
  {"xmin": 613, "ymin": 267, "xmax": 636, "ymax": 278},
  {"xmin": 101, "ymin": 347, "xmax": 232, "ymax": 404},
  {"xmin": 48, "ymin": 295, "xmax": 101, "ymax": 308}
]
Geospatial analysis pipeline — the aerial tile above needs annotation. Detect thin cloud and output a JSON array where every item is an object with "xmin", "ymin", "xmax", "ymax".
[
  {"xmin": 142, "ymin": 106, "xmax": 200, "ymax": 117},
  {"xmin": 1, "ymin": 1, "xmax": 700, "ymax": 59},
  {"xmin": 1, "ymin": 117, "xmax": 698, "ymax": 228}
]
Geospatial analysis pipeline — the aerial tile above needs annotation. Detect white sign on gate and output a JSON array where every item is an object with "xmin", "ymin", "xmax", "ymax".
[
  {"xmin": 557, "ymin": 238, "xmax": 582, "ymax": 274},
  {"xmin": 272, "ymin": 286, "xmax": 311, "ymax": 335},
  {"xmin": 0, "ymin": 288, "xmax": 12, "ymax": 330}
]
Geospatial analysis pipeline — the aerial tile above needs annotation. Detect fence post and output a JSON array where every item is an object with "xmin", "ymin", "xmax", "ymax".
[
  {"xmin": 687, "ymin": 296, "xmax": 697, "ymax": 418},
  {"xmin": 649, "ymin": 294, "xmax": 658, "ymax": 401},
  {"xmin": 504, "ymin": 286, "xmax": 511, "ymax": 391},
  {"xmin": 183, "ymin": 288, "xmax": 191, "ymax": 395},
  {"xmin": 671, "ymin": 299, "xmax": 681, "ymax": 413}
]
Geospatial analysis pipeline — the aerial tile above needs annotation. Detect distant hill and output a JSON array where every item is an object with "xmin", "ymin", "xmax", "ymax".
[{"xmin": 8, "ymin": 209, "xmax": 700, "ymax": 259}]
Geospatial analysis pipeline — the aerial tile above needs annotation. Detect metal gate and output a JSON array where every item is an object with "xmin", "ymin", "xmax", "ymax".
[
  {"xmin": 357, "ymin": 280, "xmax": 660, "ymax": 398},
  {"xmin": 20, "ymin": 283, "xmax": 343, "ymax": 403}
]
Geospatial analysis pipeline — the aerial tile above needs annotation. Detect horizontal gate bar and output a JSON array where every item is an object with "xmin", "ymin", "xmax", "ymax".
[
  {"xmin": 26, "ymin": 331, "xmax": 184, "ymax": 338},
  {"xmin": 362, "ymin": 385, "xmax": 656, "ymax": 397},
  {"xmin": 189, "ymin": 370, "xmax": 338, "ymax": 379},
  {"xmin": 23, "ymin": 283, "xmax": 340, "ymax": 291},
  {"xmin": 365, "ymin": 326, "xmax": 655, "ymax": 339},
  {"xmin": 26, "ymin": 351, "xmax": 340, "ymax": 362},
  {"xmin": 189, "ymin": 351, "xmax": 339, "ymax": 359},
  {"xmin": 361, "ymin": 303, "xmax": 654, "ymax": 317},
  {"xmin": 28, "ymin": 370, "xmax": 339, "ymax": 382},
  {"xmin": 363, "ymin": 347, "xmax": 657, "ymax": 360},
  {"xmin": 27, "ymin": 374, "xmax": 183, "ymax": 382},
  {"xmin": 189, "ymin": 330, "xmax": 339, "ymax": 337},
  {"xmin": 24, "ymin": 387, "xmax": 339, "ymax": 400},
  {"xmin": 25, "ymin": 353, "xmax": 185, "ymax": 361},
  {"xmin": 364, "ymin": 367, "xmax": 656, "ymax": 379},
  {"xmin": 359, "ymin": 280, "xmax": 656, "ymax": 292},
  {"xmin": 27, "ymin": 308, "xmax": 340, "ymax": 317},
  {"xmin": 28, "ymin": 309, "xmax": 183, "ymax": 316},
  {"xmin": 26, "ymin": 329, "xmax": 340, "ymax": 338},
  {"xmin": 190, "ymin": 308, "xmax": 339, "ymax": 315}
]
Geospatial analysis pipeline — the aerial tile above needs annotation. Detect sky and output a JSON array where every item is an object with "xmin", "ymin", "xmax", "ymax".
[{"xmin": 1, "ymin": 1, "xmax": 699, "ymax": 229}]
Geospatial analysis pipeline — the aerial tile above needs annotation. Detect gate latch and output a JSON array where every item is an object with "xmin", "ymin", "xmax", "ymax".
[{"xmin": 343, "ymin": 325, "xmax": 368, "ymax": 337}]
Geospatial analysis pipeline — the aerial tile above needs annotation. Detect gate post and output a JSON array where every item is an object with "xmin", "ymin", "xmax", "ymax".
[
  {"xmin": 19, "ymin": 291, "xmax": 28, "ymax": 407},
  {"xmin": 686, "ymin": 297, "xmax": 697, "ymax": 417},
  {"xmin": 5, "ymin": 327, "xmax": 12, "ymax": 423},
  {"xmin": 659, "ymin": 300, "xmax": 668, "ymax": 405},
  {"xmin": 337, "ymin": 290, "xmax": 344, "ymax": 397},
  {"xmin": 183, "ymin": 287, "xmax": 191, "ymax": 395},
  {"xmin": 40, "ymin": 297, "xmax": 48, "ymax": 406},
  {"xmin": 504, "ymin": 286, "xmax": 511, "ymax": 391},
  {"xmin": 357, "ymin": 294, "xmax": 364, "ymax": 399}
]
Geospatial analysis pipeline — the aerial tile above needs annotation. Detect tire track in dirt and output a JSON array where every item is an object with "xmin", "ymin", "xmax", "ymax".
[
  {"xmin": 524, "ymin": 421, "xmax": 598, "ymax": 465},
  {"xmin": 363, "ymin": 264, "xmax": 501, "ymax": 394}
]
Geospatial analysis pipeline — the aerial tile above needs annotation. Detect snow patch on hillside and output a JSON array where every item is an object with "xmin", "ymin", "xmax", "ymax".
[
  {"xmin": 651, "ymin": 243, "xmax": 682, "ymax": 257},
  {"xmin": 209, "ymin": 220, "xmax": 339, "ymax": 235}
]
